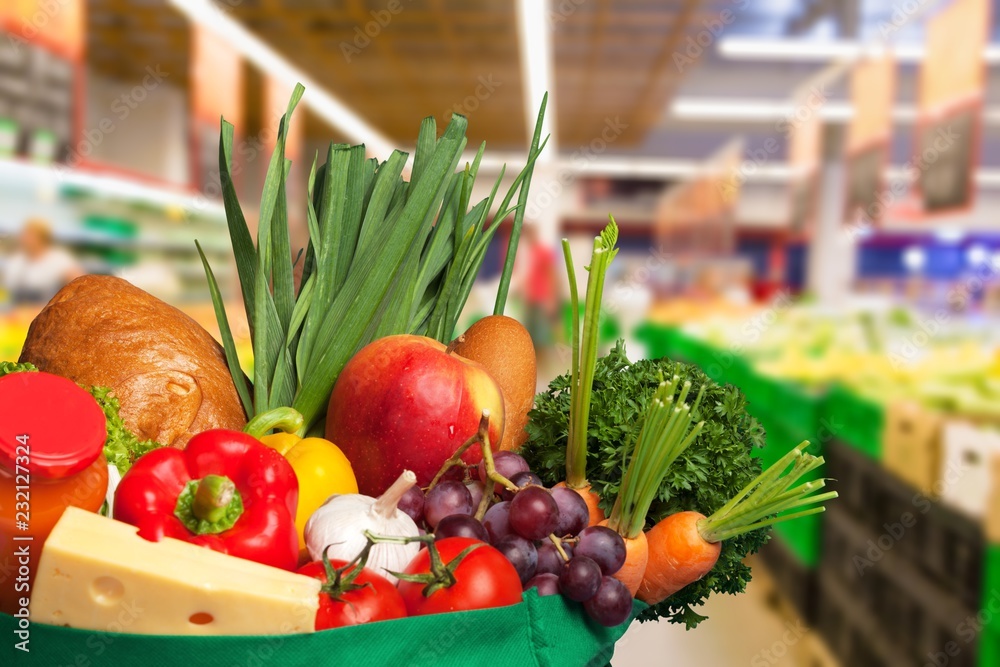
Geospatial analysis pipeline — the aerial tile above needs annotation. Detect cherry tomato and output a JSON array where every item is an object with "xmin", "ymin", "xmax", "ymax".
[
  {"xmin": 297, "ymin": 559, "xmax": 407, "ymax": 629},
  {"xmin": 397, "ymin": 537, "xmax": 522, "ymax": 616}
]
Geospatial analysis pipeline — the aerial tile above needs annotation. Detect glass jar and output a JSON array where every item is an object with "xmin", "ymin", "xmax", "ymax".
[{"xmin": 0, "ymin": 371, "xmax": 109, "ymax": 615}]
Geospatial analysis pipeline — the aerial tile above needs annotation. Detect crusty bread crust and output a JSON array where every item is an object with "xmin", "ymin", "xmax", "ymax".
[{"xmin": 19, "ymin": 275, "xmax": 247, "ymax": 448}]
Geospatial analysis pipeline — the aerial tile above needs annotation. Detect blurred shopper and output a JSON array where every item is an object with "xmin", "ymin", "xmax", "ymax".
[
  {"xmin": 515, "ymin": 223, "xmax": 558, "ymax": 348},
  {"xmin": 2, "ymin": 219, "xmax": 82, "ymax": 304}
]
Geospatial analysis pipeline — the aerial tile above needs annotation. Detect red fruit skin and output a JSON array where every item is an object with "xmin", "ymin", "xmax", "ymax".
[
  {"xmin": 397, "ymin": 538, "xmax": 523, "ymax": 616},
  {"xmin": 297, "ymin": 560, "xmax": 407, "ymax": 630},
  {"xmin": 326, "ymin": 335, "xmax": 505, "ymax": 496}
]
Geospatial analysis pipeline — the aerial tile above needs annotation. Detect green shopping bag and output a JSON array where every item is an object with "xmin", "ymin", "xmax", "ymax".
[{"xmin": 3, "ymin": 590, "xmax": 645, "ymax": 667}]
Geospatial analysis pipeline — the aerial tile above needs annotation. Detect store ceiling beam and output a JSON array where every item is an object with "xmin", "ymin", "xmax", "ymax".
[
  {"xmin": 616, "ymin": 0, "xmax": 699, "ymax": 144},
  {"xmin": 168, "ymin": 0, "xmax": 397, "ymax": 159}
]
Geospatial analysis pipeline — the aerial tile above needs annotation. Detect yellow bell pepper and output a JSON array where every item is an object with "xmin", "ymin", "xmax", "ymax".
[{"xmin": 259, "ymin": 432, "xmax": 359, "ymax": 552}]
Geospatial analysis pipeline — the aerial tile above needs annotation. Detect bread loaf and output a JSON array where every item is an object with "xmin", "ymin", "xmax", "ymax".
[{"xmin": 19, "ymin": 275, "xmax": 246, "ymax": 447}]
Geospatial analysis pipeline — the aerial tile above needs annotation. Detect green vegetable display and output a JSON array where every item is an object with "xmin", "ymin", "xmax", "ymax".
[
  {"xmin": 522, "ymin": 341, "xmax": 767, "ymax": 627},
  {"xmin": 0, "ymin": 362, "xmax": 160, "ymax": 475}
]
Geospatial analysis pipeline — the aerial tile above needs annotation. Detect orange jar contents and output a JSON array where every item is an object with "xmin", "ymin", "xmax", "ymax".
[{"xmin": 0, "ymin": 371, "xmax": 108, "ymax": 615}]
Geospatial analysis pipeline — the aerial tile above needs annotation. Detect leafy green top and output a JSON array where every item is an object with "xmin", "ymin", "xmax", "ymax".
[
  {"xmin": 85, "ymin": 386, "xmax": 162, "ymax": 475},
  {"xmin": 201, "ymin": 84, "xmax": 549, "ymax": 434},
  {"xmin": 562, "ymin": 216, "xmax": 619, "ymax": 488},
  {"xmin": 522, "ymin": 341, "xmax": 768, "ymax": 628}
]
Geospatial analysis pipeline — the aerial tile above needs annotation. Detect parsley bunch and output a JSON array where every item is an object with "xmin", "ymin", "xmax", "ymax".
[{"xmin": 522, "ymin": 341, "xmax": 768, "ymax": 628}]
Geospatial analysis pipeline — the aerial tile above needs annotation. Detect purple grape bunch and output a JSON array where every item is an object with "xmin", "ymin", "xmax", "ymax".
[{"xmin": 411, "ymin": 451, "xmax": 632, "ymax": 627}]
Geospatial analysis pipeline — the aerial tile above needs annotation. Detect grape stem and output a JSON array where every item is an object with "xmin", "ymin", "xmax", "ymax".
[
  {"xmin": 548, "ymin": 534, "xmax": 570, "ymax": 562},
  {"xmin": 428, "ymin": 409, "xmax": 518, "ymax": 514},
  {"xmin": 426, "ymin": 410, "xmax": 491, "ymax": 490}
]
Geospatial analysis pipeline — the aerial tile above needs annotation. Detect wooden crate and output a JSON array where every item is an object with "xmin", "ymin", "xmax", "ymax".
[
  {"xmin": 939, "ymin": 421, "xmax": 1000, "ymax": 519},
  {"xmin": 986, "ymin": 454, "xmax": 1000, "ymax": 544},
  {"xmin": 883, "ymin": 400, "xmax": 942, "ymax": 497}
]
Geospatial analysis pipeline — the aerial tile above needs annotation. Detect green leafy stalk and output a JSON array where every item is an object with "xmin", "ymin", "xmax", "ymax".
[
  {"xmin": 565, "ymin": 216, "xmax": 619, "ymax": 488},
  {"xmin": 203, "ymin": 85, "xmax": 548, "ymax": 433},
  {"xmin": 697, "ymin": 442, "xmax": 837, "ymax": 543},
  {"xmin": 607, "ymin": 376, "xmax": 705, "ymax": 539},
  {"xmin": 494, "ymin": 92, "xmax": 548, "ymax": 315}
]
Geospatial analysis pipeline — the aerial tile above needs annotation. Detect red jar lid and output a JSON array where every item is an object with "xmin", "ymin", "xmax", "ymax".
[{"xmin": 0, "ymin": 371, "xmax": 107, "ymax": 479}]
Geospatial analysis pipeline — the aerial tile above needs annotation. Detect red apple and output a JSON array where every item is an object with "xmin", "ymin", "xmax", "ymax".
[{"xmin": 326, "ymin": 334, "xmax": 506, "ymax": 496}]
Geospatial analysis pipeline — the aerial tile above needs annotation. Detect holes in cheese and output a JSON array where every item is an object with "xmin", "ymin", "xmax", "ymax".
[
  {"xmin": 90, "ymin": 576, "xmax": 125, "ymax": 606},
  {"xmin": 30, "ymin": 507, "xmax": 321, "ymax": 635}
]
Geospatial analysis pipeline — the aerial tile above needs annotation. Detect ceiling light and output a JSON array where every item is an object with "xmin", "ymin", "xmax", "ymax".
[
  {"xmin": 718, "ymin": 37, "xmax": 1000, "ymax": 64},
  {"xmin": 966, "ymin": 244, "xmax": 988, "ymax": 266},
  {"xmin": 515, "ymin": 0, "xmax": 557, "ymax": 160},
  {"xmin": 902, "ymin": 246, "xmax": 926, "ymax": 272}
]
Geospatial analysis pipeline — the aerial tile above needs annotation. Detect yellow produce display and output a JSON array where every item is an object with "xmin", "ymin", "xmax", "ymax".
[{"xmin": 653, "ymin": 301, "xmax": 1000, "ymax": 418}]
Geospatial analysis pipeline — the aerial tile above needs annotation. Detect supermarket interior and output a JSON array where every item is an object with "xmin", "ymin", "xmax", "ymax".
[{"xmin": 4, "ymin": 0, "xmax": 1000, "ymax": 665}]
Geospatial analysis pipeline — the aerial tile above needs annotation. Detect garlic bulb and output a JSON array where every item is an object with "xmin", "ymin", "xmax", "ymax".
[{"xmin": 305, "ymin": 470, "xmax": 420, "ymax": 583}]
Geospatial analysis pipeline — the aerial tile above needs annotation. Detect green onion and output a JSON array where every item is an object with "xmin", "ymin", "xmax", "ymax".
[
  {"xmin": 607, "ymin": 375, "xmax": 705, "ymax": 539},
  {"xmin": 201, "ymin": 84, "xmax": 548, "ymax": 433},
  {"xmin": 697, "ymin": 442, "xmax": 838, "ymax": 543},
  {"xmin": 564, "ymin": 216, "xmax": 619, "ymax": 488}
]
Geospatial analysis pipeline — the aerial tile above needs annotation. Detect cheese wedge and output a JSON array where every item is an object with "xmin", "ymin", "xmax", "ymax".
[{"xmin": 30, "ymin": 507, "xmax": 320, "ymax": 635}]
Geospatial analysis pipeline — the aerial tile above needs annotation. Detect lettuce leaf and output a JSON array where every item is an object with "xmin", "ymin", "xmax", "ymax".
[{"xmin": 85, "ymin": 386, "xmax": 162, "ymax": 475}]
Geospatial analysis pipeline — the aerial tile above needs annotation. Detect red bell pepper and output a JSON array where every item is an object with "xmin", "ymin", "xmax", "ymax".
[{"xmin": 113, "ymin": 428, "xmax": 300, "ymax": 571}]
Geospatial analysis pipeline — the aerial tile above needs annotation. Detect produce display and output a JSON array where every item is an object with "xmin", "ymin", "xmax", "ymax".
[
  {"xmin": 678, "ymin": 305, "xmax": 1000, "ymax": 417},
  {"xmin": 0, "ymin": 86, "xmax": 835, "ymax": 665}
]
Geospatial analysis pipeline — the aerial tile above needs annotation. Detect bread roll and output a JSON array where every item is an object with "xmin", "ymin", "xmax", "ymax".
[
  {"xmin": 452, "ymin": 315, "xmax": 536, "ymax": 451},
  {"xmin": 19, "ymin": 275, "xmax": 246, "ymax": 447}
]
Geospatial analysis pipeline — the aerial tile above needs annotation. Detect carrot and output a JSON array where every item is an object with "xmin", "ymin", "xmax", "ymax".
[
  {"xmin": 638, "ymin": 442, "xmax": 837, "ymax": 606},
  {"xmin": 604, "ymin": 375, "xmax": 705, "ymax": 596},
  {"xmin": 557, "ymin": 220, "xmax": 618, "ymax": 517},
  {"xmin": 636, "ymin": 512, "xmax": 719, "ymax": 604},
  {"xmin": 599, "ymin": 519, "xmax": 647, "ymax": 595}
]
